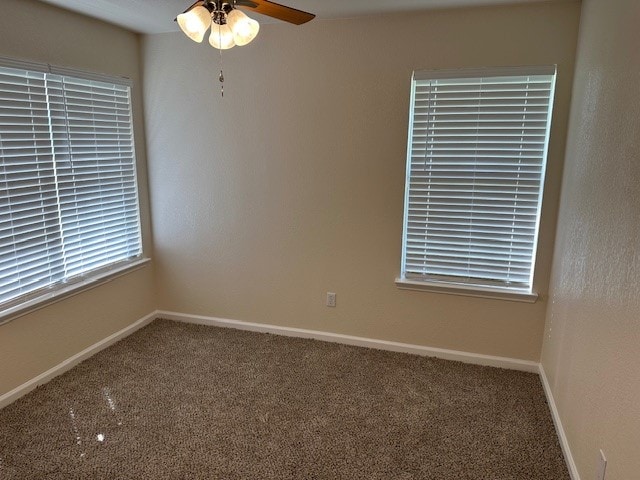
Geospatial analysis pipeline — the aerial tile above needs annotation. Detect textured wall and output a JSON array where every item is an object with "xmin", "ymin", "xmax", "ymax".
[
  {"xmin": 143, "ymin": 2, "xmax": 580, "ymax": 361},
  {"xmin": 0, "ymin": 0, "xmax": 156, "ymax": 396},
  {"xmin": 541, "ymin": 0, "xmax": 640, "ymax": 478}
]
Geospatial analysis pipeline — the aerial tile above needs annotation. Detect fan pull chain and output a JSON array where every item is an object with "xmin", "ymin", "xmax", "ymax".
[{"xmin": 218, "ymin": 26, "xmax": 224, "ymax": 98}]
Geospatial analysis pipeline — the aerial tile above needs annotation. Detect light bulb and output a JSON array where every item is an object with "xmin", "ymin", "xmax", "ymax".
[
  {"xmin": 209, "ymin": 23, "xmax": 236, "ymax": 50},
  {"xmin": 177, "ymin": 6, "xmax": 211, "ymax": 43},
  {"xmin": 226, "ymin": 9, "xmax": 260, "ymax": 46}
]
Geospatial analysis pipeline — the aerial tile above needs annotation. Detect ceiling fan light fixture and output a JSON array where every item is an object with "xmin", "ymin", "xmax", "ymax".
[
  {"xmin": 226, "ymin": 9, "xmax": 260, "ymax": 46},
  {"xmin": 177, "ymin": 5, "xmax": 212, "ymax": 43},
  {"xmin": 209, "ymin": 23, "xmax": 236, "ymax": 50}
]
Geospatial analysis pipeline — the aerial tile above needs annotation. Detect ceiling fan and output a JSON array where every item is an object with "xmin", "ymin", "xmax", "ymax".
[{"xmin": 176, "ymin": 0, "xmax": 315, "ymax": 50}]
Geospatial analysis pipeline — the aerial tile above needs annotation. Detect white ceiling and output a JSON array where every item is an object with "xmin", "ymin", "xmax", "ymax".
[{"xmin": 38, "ymin": 0, "xmax": 570, "ymax": 34}]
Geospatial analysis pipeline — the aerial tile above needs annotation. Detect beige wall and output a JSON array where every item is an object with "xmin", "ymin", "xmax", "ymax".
[
  {"xmin": 143, "ymin": 1, "xmax": 580, "ymax": 361},
  {"xmin": 0, "ymin": 0, "xmax": 156, "ymax": 396},
  {"xmin": 541, "ymin": 0, "xmax": 640, "ymax": 478}
]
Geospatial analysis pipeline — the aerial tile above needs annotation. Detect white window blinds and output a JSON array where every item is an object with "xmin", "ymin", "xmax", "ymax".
[
  {"xmin": 0, "ymin": 58, "xmax": 142, "ymax": 308},
  {"xmin": 401, "ymin": 66, "xmax": 556, "ymax": 292}
]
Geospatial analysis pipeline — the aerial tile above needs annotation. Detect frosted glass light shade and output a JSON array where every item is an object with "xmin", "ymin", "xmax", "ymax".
[
  {"xmin": 177, "ymin": 6, "xmax": 211, "ymax": 43},
  {"xmin": 209, "ymin": 23, "xmax": 236, "ymax": 50},
  {"xmin": 226, "ymin": 9, "xmax": 260, "ymax": 46}
]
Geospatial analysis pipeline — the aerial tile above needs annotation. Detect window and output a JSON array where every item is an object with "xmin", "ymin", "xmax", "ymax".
[
  {"xmin": 398, "ymin": 66, "xmax": 556, "ymax": 300},
  {"xmin": 0, "ymin": 57, "xmax": 144, "ymax": 318}
]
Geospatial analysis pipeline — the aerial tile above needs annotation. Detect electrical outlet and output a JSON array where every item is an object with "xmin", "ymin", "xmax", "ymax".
[
  {"xmin": 326, "ymin": 292, "xmax": 336, "ymax": 307},
  {"xmin": 597, "ymin": 450, "xmax": 607, "ymax": 480}
]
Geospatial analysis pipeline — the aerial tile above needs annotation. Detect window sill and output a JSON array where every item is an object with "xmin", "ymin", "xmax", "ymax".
[
  {"xmin": 395, "ymin": 277, "xmax": 538, "ymax": 303},
  {"xmin": 0, "ymin": 258, "xmax": 152, "ymax": 326}
]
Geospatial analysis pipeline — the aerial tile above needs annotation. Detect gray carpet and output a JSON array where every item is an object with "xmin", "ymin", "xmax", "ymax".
[{"xmin": 0, "ymin": 319, "xmax": 569, "ymax": 479}]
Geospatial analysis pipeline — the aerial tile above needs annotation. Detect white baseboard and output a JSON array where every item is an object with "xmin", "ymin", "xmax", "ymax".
[
  {"xmin": 157, "ymin": 310, "xmax": 539, "ymax": 373},
  {"xmin": 539, "ymin": 364, "xmax": 581, "ymax": 480},
  {"xmin": 0, "ymin": 311, "xmax": 157, "ymax": 410}
]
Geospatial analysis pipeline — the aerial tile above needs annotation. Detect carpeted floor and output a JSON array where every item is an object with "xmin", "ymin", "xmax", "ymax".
[{"xmin": 0, "ymin": 319, "xmax": 569, "ymax": 479}]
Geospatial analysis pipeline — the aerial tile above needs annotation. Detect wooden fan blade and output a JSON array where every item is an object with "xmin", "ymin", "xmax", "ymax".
[{"xmin": 236, "ymin": 0, "xmax": 315, "ymax": 25}]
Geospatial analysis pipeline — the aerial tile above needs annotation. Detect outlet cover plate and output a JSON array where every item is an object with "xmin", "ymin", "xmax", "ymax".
[{"xmin": 326, "ymin": 292, "xmax": 336, "ymax": 307}]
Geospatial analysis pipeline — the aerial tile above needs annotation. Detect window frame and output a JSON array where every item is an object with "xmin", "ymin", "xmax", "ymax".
[
  {"xmin": 396, "ymin": 66, "xmax": 557, "ymax": 303},
  {"xmin": 0, "ymin": 56, "xmax": 148, "ymax": 324}
]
